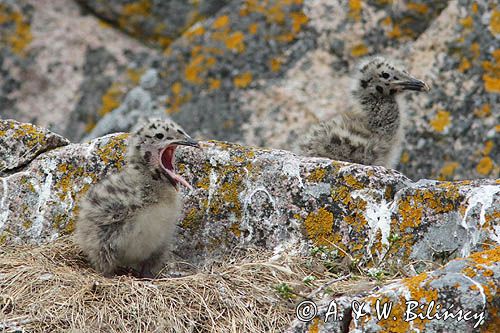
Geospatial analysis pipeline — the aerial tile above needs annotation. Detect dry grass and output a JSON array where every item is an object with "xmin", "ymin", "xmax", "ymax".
[{"xmin": 0, "ymin": 237, "xmax": 374, "ymax": 333}]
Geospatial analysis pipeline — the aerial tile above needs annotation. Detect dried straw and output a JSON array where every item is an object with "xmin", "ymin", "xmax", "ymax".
[{"xmin": 0, "ymin": 237, "xmax": 370, "ymax": 333}]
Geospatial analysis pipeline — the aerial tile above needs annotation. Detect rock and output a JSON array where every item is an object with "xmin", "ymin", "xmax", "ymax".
[
  {"xmin": 288, "ymin": 246, "xmax": 500, "ymax": 332},
  {"xmin": 86, "ymin": 0, "xmax": 499, "ymax": 181},
  {"xmin": 399, "ymin": 0, "xmax": 500, "ymax": 181},
  {"xmin": 1, "ymin": 123, "xmax": 498, "ymax": 273},
  {"xmin": 0, "ymin": 119, "xmax": 69, "ymax": 174},
  {"xmin": 77, "ymin": 0, "xmax": 230, "ymax": 49},
  {"xmin": 0, "ymin": 0, "xmax": 162, "ymax": 141}
]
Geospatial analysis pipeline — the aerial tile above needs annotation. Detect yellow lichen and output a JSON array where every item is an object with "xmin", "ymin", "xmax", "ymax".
[
  {"xmin": 248, "ymin": 22, "xmax": 259, "ymax": 34},
  {"xmin": 98, "ymin": 83, "xmax": 123, "ymax": 117},
  {"xmin": 482, "ymin": 140, "xmax": 494, "ymax": 155},
  {"xmin": 126, "ymin": 68, "xmax": 145, "ymax": 84},
  {"xmin": 269, "ymin": 58, "xmax": 282, "ymax": 72},
  {"xmin": 460, "ymin": 16, "xmax": 473, "ymax": 29},
  {"xmin": 225, "ymin": 31, "xmax": 245, "ymax": 52},
  {"xmin": 304, "ymin": 207, "xmax": 334, "ymax": 246},
  {"xmin": 208, "ymin": 78, "xmax": 221, "ymax": 90},
  {"xmin": 185, "ymin": 54, "xmax": 206, "ymax": 84},
  {"xmin": 351, "ymin": 43, "xmax": 369, "ymax": 57},
  {"xmin": 490, "ymin": 9, "xmax": 500, "ymax": 35},
  {"xmin": 400, "ymin": 151, "xmax": 410, "ymax": 164},
  {"xmin": 307, "ymin": 168, "xmax": 326, "ymax": 182},
  {"xmin": 407, "ymin": 3, "xmax": 428, "ymax": 14},
  {"xmin": 348, "ymin": 0, "xmax": 362, "ymax": 21},
  {"xmin": 476, "ymin": 156, "xmax": 493, "ymax": 175},
  {"xmin": 1, "ymin": 6, "xmax": 33, "ymax": 56},
  {"xmin": 291, "ymin": 11, "xmax": 308, "ymax": 33},
  {"xmin": 458, "ymin": 57, "xmax": 471, "ymax": 72},
  {"xmin": 233, "ymin": 72, "xmax": 252, "ymax": 88},
  {"xmin": 430, "ymin": 110, "xmax": 451, "ymax": 133},
  {"xmin": 212, "ymin": 15, "xmax": 230, "ymax": 29},
  {"xmin": 474, "ymin": 104, "xmax": 491, "ymax": 118},
  {"xmin": 438, "ymin": 162, "xmax": 459, "ymax": 180},
  {"xmin": 398, "ymin": 197, "xmax": 423, "ymax": 229}
]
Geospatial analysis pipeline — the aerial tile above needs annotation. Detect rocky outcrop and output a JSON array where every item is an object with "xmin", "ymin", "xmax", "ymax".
[
  {"xmin": 77, "ymin": 0, "xmax": 230, "ymax": 48},
  {"xmin": 289, "ymin": 246, "xmax": 500, "ymax": 333},
  {"xmin": 82, "ymin": 0, "xmax": 498, "ymax": 181},
  {"xmin": 1, "ymin": 121, "xmax": 498, "ymax": 269},
  {"xmin": 2, "ymin": 1, "xmax": 496, "ymax": 180},
  {"xmin": 0, "ymin": 121, "xmax": 498, "ymax": 332},
  {"xmin": 0, "ymin": 119, "xmax": 69, "ymax": 174},
  {"xmin": 0, "ymin": 0, "xmax": 162, "ymax": 141}
]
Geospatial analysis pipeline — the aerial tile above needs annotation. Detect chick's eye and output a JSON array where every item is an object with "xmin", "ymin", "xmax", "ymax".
[
  {"xmin": 155, "ymin": 133, "xmax": 164, "ymax": 139},
  {"xmin": 381, "ymin": 72, "xmax": 390, "ymax": 79}
]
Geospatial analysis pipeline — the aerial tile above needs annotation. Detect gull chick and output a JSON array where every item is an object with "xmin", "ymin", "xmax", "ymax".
[
  {"xmin": 75, "ymin": 118, "xmax": 199, "ymax": 277},
  {"xmin": 300, "ymin": 57, "xmax": 430, "ymax": 168}
]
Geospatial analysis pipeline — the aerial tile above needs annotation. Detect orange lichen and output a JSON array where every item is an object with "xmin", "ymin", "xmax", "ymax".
[
  {"xmin": 269, "ymin": 58, "xmax": 282, "ymax": 72},
  {"xmin": 98, "ymin": 83, "xmax": 123, "ymax": 117},
  {"xmin": 474, "ymin": 104, "xmax": 491, "ymax": 117},
  {"xmin": 438, "ymin": 162, "xmax": 459, "ymax": 180},
  {"xmin": 307, "ymin": 168, "xmax": 326, "ymax": 182},
  {"xmin": 0, "ymin": 4, "xmax": 32, "ymax": 56},
  {"xmin": 185, "ymin": 54, "xmax": 206, "ymax": 84},
  {"xmin": 490, "ymin": 9, "xmax": 500, "ymax": 35},
  {"xmin": 468, "ymin": 247, "xmax": 500, "ymax": 265},
  {"xmin": 225, "ymin": 31, "xmax": 245, "ymax": 52},
  {"xmin": 482, "ymin": 49, "xmax": 500, "ymax": 93},
  {"xmin": 229, "ymin": 223, "xmax": 241, "ymax": 238},
  {"xmin": 348, "ymin": 0, "xmax": 362, "ymax": 21},
  {"xmin": 208, "ymin": 78, "xmax": 221, "ymax": 90},
  {"xmin": 388, "ymin": 24, "xmax": 402, "ymax": 39},
  {"xmin": 291, "ymin": 11, "xmax": 308, "ymax": 33},
  {"xmin": 308, "ymin": 317, "xmax": 320, "ymax": 333},
  {"xmin": 482, "ymin": 140, "xmax": 494, "ymax": 155},
  {"xmin": 400, "ymin": 151, "xmax": 410, "ymax": 164},
  {"xmin": 476, "ymin": 156, "xmax": 493, "ymax": 175},
  {"xmin": 430, "ymin": 110, "xmax": 451, "ymax": 132},
  {"xmin": 233, "ymin": 72, "xmax": 252, "ymax": 88},
  {"xmin": 126, "ymin": 68, "xmax": 145, "ymax": 84},
  {"xmin": 398, "ymin": 197, "xmax": 423, "ymax": 229},
  {"xmin": 248, "ymin": 23, "xmax": 259, "ymax": 34},
  {"xmin": 212, "ymin": 15, "xmax": 230, "ymax": 29},
  {"xmin": 351, "ymin": 43, "xmax": 369, "ymax": 57},
  {"xmin": 458, "ymin": 57, "xmax": 471, "ymax": 72},
  {"xmin": 407, "ymin": 3, "xmax": 428, "ymax": 14},
  {"xmin": 460, "ymin": 16, "xmax": 473, "ymax": 29},
  {"xmin": 304, "ymin": 207, "xmax": 334, "ymax": 246}
]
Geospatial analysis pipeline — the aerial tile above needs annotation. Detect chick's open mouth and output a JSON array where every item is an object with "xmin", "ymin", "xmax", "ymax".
[{"xmin": 160, "ymin": 145, "xmax": 192, "ymax": 190}]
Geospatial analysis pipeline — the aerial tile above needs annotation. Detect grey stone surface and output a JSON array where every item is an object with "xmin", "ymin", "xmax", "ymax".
[
  {"xmin": 0, "ymin": 119, "xmax": 69, "ymax": 174},
  {"xmin": 1, "ymin": 123, "xmax": 498, "ymax": 271},
  {"xmin": 0, "ymin": 0, "xmax": 163, "ymax": 141},
  {"xmin": 77, "ymin": 0, "xmax": 230, "ymax": 48},
  {"xmin": 288, "ymin": 246, "xmax": 499, "ymax": 332}
]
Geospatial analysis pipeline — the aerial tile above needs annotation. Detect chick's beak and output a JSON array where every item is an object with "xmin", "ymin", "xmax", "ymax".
[
  {"xmin": 175, "ymin": 137, "xmax": 201, "ymax": 149},
  {"xmin": 396, "ymin": 78, "xmax": 430, "ymax": 92}
]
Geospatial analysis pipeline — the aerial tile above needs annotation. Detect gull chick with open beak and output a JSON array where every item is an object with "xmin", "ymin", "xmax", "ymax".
[{"xmin": 75, "ymin": 118, "xmax": 200, "ymax": 278}]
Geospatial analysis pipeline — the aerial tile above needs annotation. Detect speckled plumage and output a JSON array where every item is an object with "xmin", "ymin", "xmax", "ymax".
[
  {"xmin": 75, "ymin": 118, "xmax": 199, "ymax": 277},
  {"xmin": 300, "ymin": 57, "xmax": 429, "ymax": 169}
]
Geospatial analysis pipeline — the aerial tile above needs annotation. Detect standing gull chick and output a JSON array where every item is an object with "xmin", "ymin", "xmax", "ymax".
[
  {"xmin": 300, "ymin": 57, "xmax": 430, "ymax": 168},
  {"xmin": 75, "ymin": 118, "xmax": 199, "ymax": 277}
]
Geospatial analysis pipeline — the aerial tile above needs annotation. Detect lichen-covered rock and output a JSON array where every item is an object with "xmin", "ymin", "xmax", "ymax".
[
  {"xmin": 0, "ymin": 119, "xmax": 69, "ymax": 174},
  {"xmin": 398, "ymin": 0, "xmax": 500, "ymax": 181},
  {"xmin": 0, "ymin": 132, "xmax": 127, "ymax": 243},
  {"xmin": 0, "ymin": 0, "xmax": 162, "ymax": 141},
  {"xmin": 77, "ymin": 0, "xmax": 230, "ymax": 49},
  {"xmin": 289, "ymin": 246, "xmax": 500, "ymax": 333},
  {"xmin": 1, "ymin": 126, "xmax": 498, "ymax": 273},
  {"xmin": 86, "ymin": 0, "xmax": 499, "ymax": 182}
]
